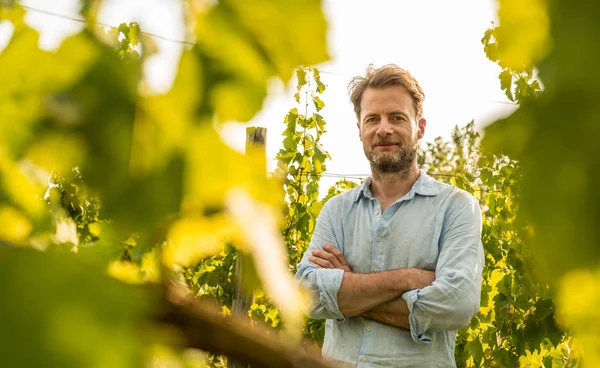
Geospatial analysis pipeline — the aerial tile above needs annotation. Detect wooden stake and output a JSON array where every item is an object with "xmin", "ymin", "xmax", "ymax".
[{"xmin": 228, "ymin": 127, "xmax": 266, "ymax": 368}]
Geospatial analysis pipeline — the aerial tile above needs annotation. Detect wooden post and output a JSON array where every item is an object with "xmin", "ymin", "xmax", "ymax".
[{"xmin": 228, "ymin": 127, "xmax": 266, "ymax": 368}]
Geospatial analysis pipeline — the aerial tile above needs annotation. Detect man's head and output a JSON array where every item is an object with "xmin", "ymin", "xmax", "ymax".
[{"xmin": 348, "ymin": 64, "xmax": 426, "ymax": 174}]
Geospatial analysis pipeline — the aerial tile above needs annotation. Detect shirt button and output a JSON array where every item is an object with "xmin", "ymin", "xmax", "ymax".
[
  {"xmin": 361, "ymin": 357, "xmax": 367, "ymax": 363},
  {"xmin": 376, "ymin": 236, "xmax": 382, "ymax": 242},
  {"xmin": 367, "ymin": 326, "xmax": 372, "ymax": 331},
  {"xmin": 375, "ymin": 210, "xmax": 380, "ymax": 215}
]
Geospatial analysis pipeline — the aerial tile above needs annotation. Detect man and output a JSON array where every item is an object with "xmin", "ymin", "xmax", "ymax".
[{"xmin": 295, "ymin": 64, "xmax": 484, "ymax": 367}]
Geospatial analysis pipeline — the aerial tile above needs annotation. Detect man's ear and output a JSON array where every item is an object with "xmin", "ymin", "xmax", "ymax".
[
  {"xmin": 356, "ymin": 121, "xmax": 362, "ymax": 141},
  {"xmin": 417, "ymin": 118, "xmax": 427, "ymax": 140}
]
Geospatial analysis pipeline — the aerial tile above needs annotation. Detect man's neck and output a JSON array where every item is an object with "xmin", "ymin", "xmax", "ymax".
[{"xmin": 370, "ymin": 164, "xmax": 420, "ymax": 210}]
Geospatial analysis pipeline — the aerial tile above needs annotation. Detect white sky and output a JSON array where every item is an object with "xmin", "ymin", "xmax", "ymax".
[{"xmin": 3, "ymin": 0, "xmax": 518, "ymax": 192}]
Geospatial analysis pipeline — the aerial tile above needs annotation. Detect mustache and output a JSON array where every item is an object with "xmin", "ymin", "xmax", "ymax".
[{"xmin": 373, "ymin": 138, "xmax": 401, "ymax": 145}]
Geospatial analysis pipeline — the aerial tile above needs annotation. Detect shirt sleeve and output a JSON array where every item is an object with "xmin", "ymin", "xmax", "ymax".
[
  {"xmin": 401, "ymin": 192, "xmax": 484, "ymax": 344},
  {"xmin": 294, "ymin": 200, "xmax": 346, "ymax": 321}
]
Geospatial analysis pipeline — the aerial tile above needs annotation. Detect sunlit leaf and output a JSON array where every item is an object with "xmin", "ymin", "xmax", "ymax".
[
  {"xmin": 495, "ymin": 0, "xmax": 551, "ymax": 71},
  {"xmin": 25, "ymin": 133, "xmax": 87, "ymax": 175},
  {"xmin": 0, "ymin": 205, "xmax": 32, "ymax": 243},
  {"xmin": 163, "ymin": 213, "xmax": 243, "ymax": 267},
  {"xmin": 133, "ymin": 50, "xmax": 201, "ymax": 175},
  {"xmin": 183, "ymin": 125, "xmax": 282, "ymax": 211},
  {"xmin": 224, "ymin": 0, "xmax": 329, "ymax": 81},
  {"xmin": 0, "ymin": 153, "xmax": 48, "ymax": 225}
]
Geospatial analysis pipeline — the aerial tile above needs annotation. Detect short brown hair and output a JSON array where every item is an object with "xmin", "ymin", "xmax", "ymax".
[{"xmin": 348, "ymin": 64, "xmax": 425, "ymax": 121}]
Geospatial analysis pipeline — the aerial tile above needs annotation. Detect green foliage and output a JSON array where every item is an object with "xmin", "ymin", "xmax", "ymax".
[
  {"xmin": 276, "ymin": 67, "xmax": 333, "ymax": 342},
  {"xmin": 482, "ymin": 0, "xmax": 600, "ymax": 364},
  {"xmin": 183, "ymin": 244, "xmax": 236, "ymax": 307},
  {"xmin": 46, "ymin": 168, "xmax": 102, "ymax": 246},
  {"xmin": 4, "ymin": 0, "xmax": 597, "ymax": 366},
  {"xmin": 277, "ymin": 67, "xmax": 331, "ymax": 270},
  {"xmin": 416, "ymin": 122, "xmax": 575, "ymax": 367},
  {"xmin": 320, "ymin": 179, "xmax": 359, "ymax": 205},
  {"xmin": 482, "ymin": 26, "xmax": 543, "ymax": 104},
  {"xmin": 106, "ymin": 22, "xmax": 142, "ymax": 61},
  {"xmin": 183, "ymin": 68, "xmax": 334, "ymax": 355},
  {"xmin": 0, "ymin": 246, "xmax": 153, "ymax": 368},
  {"xmin": 0, "ymin": 1, "xmax": 330, "ymax": 366}
]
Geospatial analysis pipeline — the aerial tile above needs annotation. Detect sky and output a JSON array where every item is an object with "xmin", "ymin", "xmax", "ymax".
[{"xmin": 2, "ymin": 0, "xmax": 518, "ymax": 192}]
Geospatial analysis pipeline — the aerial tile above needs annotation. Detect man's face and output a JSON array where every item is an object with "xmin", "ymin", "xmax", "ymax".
[{"xmin": 357, "ymin": 86, "xmax": 426, "ymax": 174}]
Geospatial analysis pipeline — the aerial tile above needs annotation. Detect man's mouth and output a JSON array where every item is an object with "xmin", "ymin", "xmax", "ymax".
[{"xmin": 374, "ymin": 143, "xmax": 399, "ymax": 149}]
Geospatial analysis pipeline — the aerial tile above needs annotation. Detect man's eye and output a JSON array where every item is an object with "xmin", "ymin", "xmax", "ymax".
[
  {"xmin": 366, "ymin": 117, "xmax": 377, "ymax": 123},
  {"xmin": 392, "ymin": 115, "xmax": 405, "ymax": 122}
]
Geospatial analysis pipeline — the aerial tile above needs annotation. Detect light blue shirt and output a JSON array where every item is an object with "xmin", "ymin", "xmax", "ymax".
[{"xmin": 295, "ymin": 170, "xmax": 484, "ymax": 367}]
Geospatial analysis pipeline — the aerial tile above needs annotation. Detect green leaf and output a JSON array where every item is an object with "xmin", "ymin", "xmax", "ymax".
[
  {"xmin": 487, "ymin": 193, "xmax": 497, "ymax": 216},
  {"xmin": 480, "ymin": 167, "xmax": 492, "ymax": 184},
  {"xmin": 118, "ymin": 23, "xmax": 130, "ymax": 38},
  {"xmin": 309, "ymin": 201, "xmax": 323, "ymax": 217},
  {"xmin": 466, "ymin": 338, "xmax": 484, "ymax": 367},
  {"xmin": 0, "ymin": 27, "xmax": 98, "ymax": 158},
  {"xmin": 313, "ymin": 68, "xmax": 326, "ymax": 93},
  {"xmin": 283, "ymin": 137, "xmax": 298, "ymax": 153},
  {"xmin": 285, "ymin": 108, "xmax": 299, "ymax": 132},
  {"xmin": 225, "ymin": 0, "xmax": 329, "ymax": 82},
  {"xmin": 491, "ymin": 348, "xmax": 511, "ymax": 368},
  {"xmin": 129, "ymin": 23, "xmax": 140, "ymax": 46},
  {"xmin": 212, "ymin": 77, "xmax": 267, "ymax": 122},
  {"xmin": 296, "ymin": 68, "xmax": 307, "ymax": 89},
  {"xmin": 499, "ymin": 69, "xmax": 514, "ymax": 101},
  {"xmin": 0, "ymin": 247, "xmax": 153, "ymax": 368},
  {"xmin": 313, "ymin": 95, "xmax": 325, "ymax": 111},
  {"xmin": 315, "ymin": 113, "xmax": 326, "ymax": 131}
]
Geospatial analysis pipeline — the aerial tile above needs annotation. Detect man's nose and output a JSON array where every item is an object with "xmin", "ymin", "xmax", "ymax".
[{"xmin": 376, "ymin": 117, "xmax": 393, "ymax": 136}]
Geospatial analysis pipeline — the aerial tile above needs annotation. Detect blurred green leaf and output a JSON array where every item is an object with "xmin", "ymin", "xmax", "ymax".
[{"xmin": 0, "ymin": 247, "xmax": 153, "ymax": 368}]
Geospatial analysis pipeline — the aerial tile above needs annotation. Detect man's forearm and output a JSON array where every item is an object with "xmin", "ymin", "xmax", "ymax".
[
  {"xmin": 361, "ymin": 298, "xmax": 411, "ymax": 329},
  {"xmin": 337, "ymin": 269, "xmax": 414, "ymax": 317}
]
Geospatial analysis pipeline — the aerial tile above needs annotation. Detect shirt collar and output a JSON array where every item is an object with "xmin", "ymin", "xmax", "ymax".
[{"xmin": 353, "ymin": 169, "xmax": 439, "ymax": 203}]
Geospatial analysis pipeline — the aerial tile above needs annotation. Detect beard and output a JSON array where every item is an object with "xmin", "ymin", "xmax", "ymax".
[{"xmin": 364, "ymin": 138, "xmax": 418, "ymax": 174}]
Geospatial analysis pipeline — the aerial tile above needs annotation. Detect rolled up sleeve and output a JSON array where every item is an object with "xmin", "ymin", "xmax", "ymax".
[
  {"xmin": 402, "ymin": 193, "xmax": 484, "ymax": 344},
  {"xmin": 294, "ymin": 200, "xmax": 346, "ymax": 321}
]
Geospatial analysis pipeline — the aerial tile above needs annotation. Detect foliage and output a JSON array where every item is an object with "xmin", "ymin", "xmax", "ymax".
[
  {"xmin": 0, "ymin": 1, "xmax": 329, "ymax": 367},
  {"xmin": 276, "ymin": 67, "xmax": 332, "ymax": 341},
  {"xmin": 3, "ymin": 0, "xmax": 598, "ymax": 366},
  {"xmin": 482, "ymin": 26, "xmax": 543, "ymax": 105},
  {"xmin": 320, "ymin": 179, "xmax": 359, "ymax": 205},
  {"xmin": 277, "ymin": 67, "xmax": 330, "ymax": 272},
  {"xmin": 0, "ymin": 246, "xmax": 153, "ymax": 368},
  {"xmin": 482, "ymin": 0, "xmax": 600, "ymax": 365},
  {"xmin": 46, "ymin": 168, "xmax": 102, "ymax": 246},
  {"xmin": 180, "ymin": 68, "xmax": 333, "ymax": 366},
  {"xmin": 481, "ymin": 0, "xmax": 549, "ymax": 104},
  {"xmin": 420, "ymin": 123, "xmax": 575, "ymax": 367}
]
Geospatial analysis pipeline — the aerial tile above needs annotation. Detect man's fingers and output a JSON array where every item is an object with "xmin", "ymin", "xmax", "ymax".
[
  {"xmin": 323, "ymin": 244, "xmax": 348, "ymax": 268},
  {"xmin": 312, "ymin": 249, "xmax": 343, "ymax": 268},
  {"xmin": 309, "ymin": 256, "xmax": 333, "ymax": 269},
  {"xmin": 323, "ymin": 244, "xmax": 349, "ymax": 266},
  {"xmin": 311, "ymin": 245, "xmax": 352, "ymax": 272}
]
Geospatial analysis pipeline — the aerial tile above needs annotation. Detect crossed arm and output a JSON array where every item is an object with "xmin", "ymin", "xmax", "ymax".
[
  {"xmin": 309, "ymin": 245, "xmax": 433, "ymax": 329},
  {"xmin": 295, "ymin": 195, "xmax": 484, "ymax": 342}
]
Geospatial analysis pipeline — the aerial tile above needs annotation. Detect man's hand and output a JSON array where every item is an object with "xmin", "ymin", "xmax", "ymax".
[
  {"xmin": 309, "ymin": 244, "xmax": 352, "ymax": 273},
  {"xmin": 407, "ymin": 268, "xmax": 436, "ymax": 290}
]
